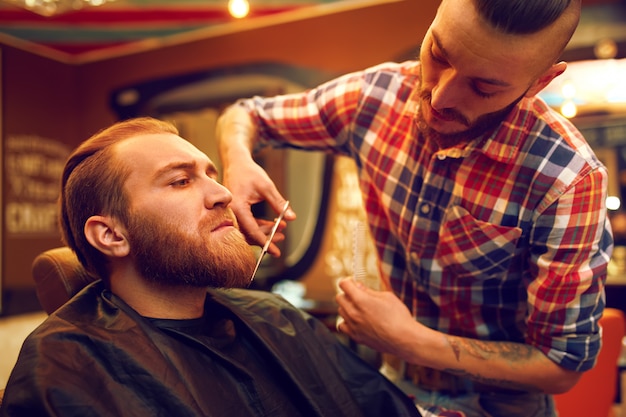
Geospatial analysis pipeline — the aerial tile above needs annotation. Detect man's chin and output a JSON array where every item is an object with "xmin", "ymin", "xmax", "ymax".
[{"xmin": 419, "ymin": 124, "xmax": 468, "ymax": 148}]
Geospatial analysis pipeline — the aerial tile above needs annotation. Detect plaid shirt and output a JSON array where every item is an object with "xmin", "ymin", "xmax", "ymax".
[{"xmin": 239, "ymin": 61, "xmax": 613, "ymax": 371}]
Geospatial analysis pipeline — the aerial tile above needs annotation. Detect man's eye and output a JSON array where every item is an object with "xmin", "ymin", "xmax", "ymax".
[
  {"xmin": 171, "ymin": 178, "xmax": 190, "ymax": 187},
  {"xmin": 473, "ymin": 86, "xmax": 497, "ymax": 99},
  {"xmin": 430, "ymin": 48, "xmax": 447, "ymax": 65}
]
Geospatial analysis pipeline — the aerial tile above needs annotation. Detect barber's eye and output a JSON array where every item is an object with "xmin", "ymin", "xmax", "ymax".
[
  {"xmin": 430, "ymin": 48, "xmax": 447, "ymax": 65},
  {"xmin": 472, "ymin": 86, "xmax": 497, "ymax": 99}
]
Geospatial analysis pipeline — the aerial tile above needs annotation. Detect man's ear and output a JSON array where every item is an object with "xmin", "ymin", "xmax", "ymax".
[
  {"xmin": 84, "ymin": 215, "xmax": 130, "ymax": 258},
  {"xmin": 525, "ymin": 61, "xmax": 567, "ymax": 98}
]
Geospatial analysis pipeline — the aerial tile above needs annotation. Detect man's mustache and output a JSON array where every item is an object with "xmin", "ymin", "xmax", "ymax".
[
  {"xmin": 201, "ymin": 208, "xmax": 239, "ymax": 233},
  {"xmin": 420, "ymin": 91, "xmax": 471, "ymax": 127}
]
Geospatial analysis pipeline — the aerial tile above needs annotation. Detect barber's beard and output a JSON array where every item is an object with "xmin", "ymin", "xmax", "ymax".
[
  {"xmin": 416, "ymin": 89, "xmax": 525, "ymax": 148},
  {"xmin": 126, "ymin": 210, "xmax": 256, "ymax": 289}
]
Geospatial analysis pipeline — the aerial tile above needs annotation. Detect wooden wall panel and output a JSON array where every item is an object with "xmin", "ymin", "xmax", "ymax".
[{"xmin": 1, "ymin": 46, "xmax": 80, "ymax": 314}]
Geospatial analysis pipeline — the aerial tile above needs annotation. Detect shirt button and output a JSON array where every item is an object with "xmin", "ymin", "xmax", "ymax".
[
  {"xmin": 420, "ymin": 203, "xmax": 431, "ymax": 214},
  {"xmin": 410, "ymin": 252, "xmax": 419, "ymax": 263},
  {"xmin": 437, "ymin": 154, "xmax": 446, "ymax": 160}
]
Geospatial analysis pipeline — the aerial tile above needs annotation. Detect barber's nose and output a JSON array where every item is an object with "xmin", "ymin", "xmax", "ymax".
[
  {"xmin": 431, "ymin": 69, "xmax": 461, "ymax": 110},
  {"xmin": 205, "ymin": 180, "xmax": 232, "ymax": 208}
]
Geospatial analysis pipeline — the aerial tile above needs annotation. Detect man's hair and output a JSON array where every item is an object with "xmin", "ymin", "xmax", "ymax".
[
  {"xmin": 473, "ymin": 0, "xmax": 581, "ymax": 63},
  {"xmin": 60, "ymin": 117, "xmax": 178, "ymax": 280},
  {"xmin": 474, "ymin": 0, "xmax": 577, "ymax": 34}
]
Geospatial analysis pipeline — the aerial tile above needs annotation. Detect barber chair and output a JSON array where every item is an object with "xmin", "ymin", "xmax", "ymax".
[
  {"xmin": 31, "ymin": 247, "xmax": 97, "ymax": 315},
  {"xmin": 2, "ymin": 248, "xmax": 89, "ymax": 407},
  {"xmin": 553, "ymin": 308, "xmax": 626, "ymax": 417}
]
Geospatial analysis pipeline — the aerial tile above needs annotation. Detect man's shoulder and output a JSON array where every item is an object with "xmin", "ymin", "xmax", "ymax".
[
  {"xmin": 359, "ymin": 60, "xmax": 420, "ymax": 81},
  {"xmin": 521, "ymin": 96, "xmax": 585, "ymax": 146},
  {"xmin": 524, "ymin": 96, "xmax": 604, "ymax": 169},
  {"xmin": 27, "ymin": 281, "xmax": 126, "ymax": 344},
  {"xmin": 364, "ymin": 60, "xmax": 420, "ymax": 73},
  {"xmin": 490, "ymin": 96, "xmax": 603, "ymax": 170},
  {"xmin": 24, "ymin": 281, "xmax": 103, "ymax": 339}
]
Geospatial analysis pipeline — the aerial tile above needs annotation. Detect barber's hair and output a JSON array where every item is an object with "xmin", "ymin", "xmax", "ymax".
[
  {"xmin": 475, "ymin": 0, "xmax": 578, "ymax": 34},
  {"xmin": 60, "ymin": 117, "xmax": 178, "ymax": 280}
]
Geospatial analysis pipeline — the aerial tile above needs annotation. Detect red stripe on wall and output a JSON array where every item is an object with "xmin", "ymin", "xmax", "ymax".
[{"xmin": 0, "ymin": 6, "xmax": 300, "ymax": 24}]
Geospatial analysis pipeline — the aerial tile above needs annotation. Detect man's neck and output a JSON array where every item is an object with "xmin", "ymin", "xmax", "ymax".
[{"xmin": 109, "ymin": 270, "xmax": 207, "ymax": 319}]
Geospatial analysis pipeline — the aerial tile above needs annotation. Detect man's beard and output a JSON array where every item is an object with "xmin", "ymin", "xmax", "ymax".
[
  {"xmin": 416, "ymin": 89, "xmax": 525, "ymax": 148},
  {"xmin": 125, "ymin": 209, "xmax": 256, "ymax": 289}
]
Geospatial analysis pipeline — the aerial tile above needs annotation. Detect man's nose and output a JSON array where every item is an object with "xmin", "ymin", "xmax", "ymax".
[
  {"xmin": 205, "ymin": 180, "xmax": 232, "ymax": 208},
  {"xmin": 431, "ymin": 69, "xmax": 462, "ymax": 110}
]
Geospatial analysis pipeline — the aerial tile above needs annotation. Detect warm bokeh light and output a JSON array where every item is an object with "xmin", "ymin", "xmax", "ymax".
[
  {"xmin": 607, "ymin": 196, "xmax": 621, "ymax": 211},
  {"xmin": 560, "ymin": 100, "xmax": 578, "ymax": 118},
  {"xmin": 561, "ymin": 81, "xmax": 576, "ymax": 99},
  {"xmin": 539, "ymin": 59, "xmax": 626, "ymax": 119},
  {"xmin": 594, "ymin": 38, "xmax": 618, "ymax": 60},
  {"xmin": 228, "ymin": 0, "xmax": 250, "ymax": 18}
]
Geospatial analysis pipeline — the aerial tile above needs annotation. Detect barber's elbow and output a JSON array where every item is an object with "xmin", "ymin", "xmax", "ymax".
[{"xmin": 544, "ymin": 369, "xmax": 583, "ymax": 394}]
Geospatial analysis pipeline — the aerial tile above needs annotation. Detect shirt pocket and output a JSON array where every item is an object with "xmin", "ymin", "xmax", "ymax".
[{"xmin": 435, "ymin": 205, "xmax": 522, "ymax": 279}]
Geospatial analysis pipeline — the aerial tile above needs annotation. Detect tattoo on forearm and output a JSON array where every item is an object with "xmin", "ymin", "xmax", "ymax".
[
  {"xmin": 442, "ymin": 367, "xmax": 540, "ymax": 392},
  {"xmin": 447, "ymin": 336, "xmax": 534, "ymax": 362},
  {"xmin": 444, "ymin": 336, "xmax": 539, "ymax": 391},
  {"xmin": 450, "ymin": 339, "xmax": 462, "ymax": 361}
]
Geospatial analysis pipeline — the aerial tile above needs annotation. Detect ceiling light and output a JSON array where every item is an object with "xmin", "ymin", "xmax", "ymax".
[
  {"xmin": 228, "ymin": 0, "xmax": 249, "ymax": 19},
  {"xmin": 1, "ymin": 0, "xmax": 116, "ymax": 17}
]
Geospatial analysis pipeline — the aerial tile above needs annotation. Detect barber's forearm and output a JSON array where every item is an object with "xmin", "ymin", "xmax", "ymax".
[
  {"xmin": 216, "ymin": 104, "xmax": 258, "ymax": 165},
  {"xmin": 405, "ymin": 327, "xmax": 582, "ymax": 394}
]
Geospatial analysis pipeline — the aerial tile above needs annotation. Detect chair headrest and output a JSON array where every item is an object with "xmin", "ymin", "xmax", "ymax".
[{"xmin": 32, "ymin": 247, "xmax": 97, "ymax": 314}]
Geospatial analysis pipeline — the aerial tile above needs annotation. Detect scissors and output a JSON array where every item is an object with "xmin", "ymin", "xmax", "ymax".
[{"xmin": 250, "ymin": 200, "xmax": 290, "ymax": 281}]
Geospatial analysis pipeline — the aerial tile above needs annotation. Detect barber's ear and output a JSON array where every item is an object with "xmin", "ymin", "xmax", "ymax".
[
  {"xmin": 525, "ymin": 61, "xmax": 567, "ymax": 98},
  {"xmin": 84, "ymin": 215, "xmax": 130, "ymax": 258}
]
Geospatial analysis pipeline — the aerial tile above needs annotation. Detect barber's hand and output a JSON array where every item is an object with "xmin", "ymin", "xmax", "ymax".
[
  {"xmin": 335, "ymin": 278, "xmax": 422, "ymax": 357},
  {"xmin": 222, "ymin": 159, "xmax": 295, "ymax": 257}
]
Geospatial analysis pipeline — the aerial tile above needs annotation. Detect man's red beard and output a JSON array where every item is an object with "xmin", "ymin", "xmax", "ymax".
[{"xmin": 126, "ymin": 208, "xmax": 256, "ymax": 289}]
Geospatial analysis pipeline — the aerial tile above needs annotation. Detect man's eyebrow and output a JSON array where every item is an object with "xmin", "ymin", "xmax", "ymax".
[
  {"xmin": 431, "ymin": 31, "xmax": 511, "ymax": 88},
  {"xmin": 153, "ymin": 160, "xmax": 218, "ymax": 180}
]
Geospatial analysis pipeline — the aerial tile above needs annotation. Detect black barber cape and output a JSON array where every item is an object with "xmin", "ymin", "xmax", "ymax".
[{"xmin": 0, "ymin": 281, "xmax": 420, "ymax": 417}]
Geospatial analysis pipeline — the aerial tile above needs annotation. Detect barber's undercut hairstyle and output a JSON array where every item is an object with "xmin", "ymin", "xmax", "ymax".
[
  {"xmin": 473, "ymin": 0, "xmax": 581, "ymax": 65},
  {"xmin": 60, "ymin": 117, "xmax": 178, "ymax": 281},
  {"xmin": 475, "ymin": 0, "xmax": 578, "ymax": 34}
]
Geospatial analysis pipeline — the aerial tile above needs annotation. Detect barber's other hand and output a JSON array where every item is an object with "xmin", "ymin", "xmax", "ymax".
[{"xmin": 335, "ymin": 278, "xmax": 419, "ymax": 357}]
